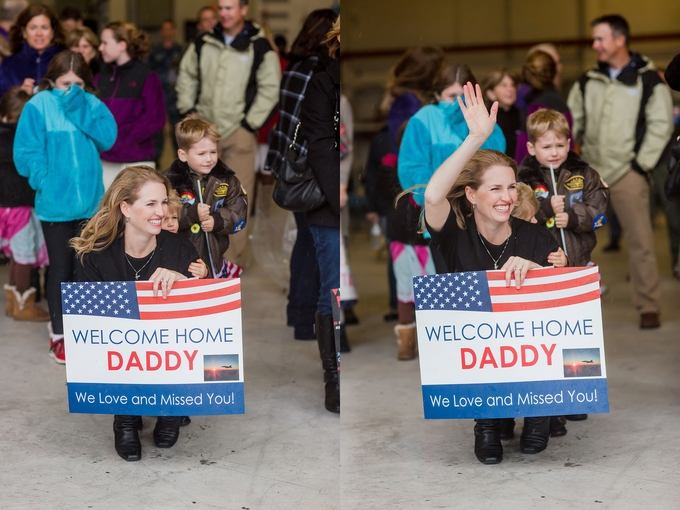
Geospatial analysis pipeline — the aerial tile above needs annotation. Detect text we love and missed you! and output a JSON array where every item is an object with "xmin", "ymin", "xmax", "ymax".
[
  {"xmin": 414, "ymin": 266, "xmax": 609, "ymax": 419},
  {"xmin": 61, "ymin": 279, "xmax": 245, "ymax": 416}
]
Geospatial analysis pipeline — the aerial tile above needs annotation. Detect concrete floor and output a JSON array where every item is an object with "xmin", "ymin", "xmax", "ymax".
[
  {"xmin": 1, "ymin": 210, "xmax": 679, "ymax": 509},
  {"xmin": 0, "ymin": 261, "xmax": 339, "ymax": 509},
  {"xmin": 342, "ymin": 220, "xmax": 680, "ymax": 509}
]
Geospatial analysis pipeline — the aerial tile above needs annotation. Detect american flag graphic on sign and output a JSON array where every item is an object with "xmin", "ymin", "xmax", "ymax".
[
  {"xmin": 62, "ymin": 279, "xmax": 241, "ymax": 320},
  {"xmin": 413, "ymin": 266, "xmax": 600, "ymax": 313}
]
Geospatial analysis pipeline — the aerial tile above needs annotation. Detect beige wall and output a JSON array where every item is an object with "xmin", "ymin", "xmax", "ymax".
[{"xmin": 343, "ymin": 0, "xmax": 680, "ymax": 124}]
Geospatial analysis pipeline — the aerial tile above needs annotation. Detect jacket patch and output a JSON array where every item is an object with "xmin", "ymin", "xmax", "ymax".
[
  {"xmin": 546, "ymin": 217, "xmax": 556, "ymax": 228},
  {"xmin": 569, "ymin": 191, "xmax": 583, "ymax": 207},
  {"xmin": 592, "ymin": 214, "xmax": 607, "ymax": 230},
  {"xmin": 214, "ymin": 183, "xmax": 229, "ymax": 197},
  {"xmin": 213, "ymin": 198, "xmax": 225, "ymax": 212},
  {"xmin": 180, "ymin": 191, "xmax": 196, "ymax": 205},
  {"xmin": 533, "ymin": 184, "xmax": 549, "ymax": 200},
  {"xmin": 564, "ymin": 176, "xmax": 584, "ymax": 191},
  {"xmin": 233, "ymin": 219, "xmax": 246, "ymax": 233},
  {"xmin": 191, "ymin": 223, "xmax": 201, "ymax": 234}
]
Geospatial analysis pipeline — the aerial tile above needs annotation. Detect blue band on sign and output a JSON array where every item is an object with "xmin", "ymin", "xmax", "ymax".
[
  {"xmin": 67, "ymin": 382, "xmax": 245, "ymax": 415},
  {"xmin": 422, "ymin": 378, "xmax": 609, "ymax": 419}
]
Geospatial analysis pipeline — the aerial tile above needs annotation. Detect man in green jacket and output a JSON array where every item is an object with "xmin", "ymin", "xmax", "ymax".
[
  {"xmin": 567, "ymin": 14, "xmax": 673, "ymax": 330},
  {"xmin": 176, "ymin": 0, "xmax": 280, "ymax": 267}
]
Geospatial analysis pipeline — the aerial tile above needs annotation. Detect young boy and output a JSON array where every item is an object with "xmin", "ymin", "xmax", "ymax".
[
  {"xmin": 162, "ymin": 189, "xmax": 209, "ymax": 278},
  {"xmin": 518, "ymin": 108, "xmax": 609, "ymax": 268},
  {"xmin": 164, "ymin": 118, "xmax": 248, "ymax": 278}
]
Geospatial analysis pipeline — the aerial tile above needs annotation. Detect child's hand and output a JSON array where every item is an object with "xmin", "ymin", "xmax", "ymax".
[
  {"xmin": 555, "ymin": 212, "xmax": 569, "ymax": 229},
  {"xmin": 200, "ymin": 216, "xmax": 214, "ymax": 232},
  {"xmin": 548, "ymin": 247, "xmax": 568, "ymax": 268},
  {"xmin": 197, "ymin": 203, "xmax": 211, "ymax": 221},
  {"xmin": 189, "ymin": 259, "xmax": 209, "ymax": 278},
  {"xmin": 550, "ymin": 194, "xmax": 565, "ymax": 213},
  {"xmin": 21, "ymin": 78, "xmax": 35, "ymax": 95}
]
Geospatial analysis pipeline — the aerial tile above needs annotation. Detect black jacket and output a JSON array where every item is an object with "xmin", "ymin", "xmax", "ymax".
[
  {"xmin": 0, "ymin": 122, "xmax": 34, "ymax": 207},
  {"xmin": 299, "ymin": 55, "xmax": 340, "ymax": 228},
  {"xmin": 164, "ymin": 159, "xmax": 248, "ymax": 276},
  {"xmin": 518, "ymin": 151, "xmax": 609, "ymax": 266}
]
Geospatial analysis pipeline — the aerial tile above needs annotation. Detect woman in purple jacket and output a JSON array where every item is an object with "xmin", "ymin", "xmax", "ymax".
[
  {"xmin": 96, "ymin": 21, "xmax": 166, "ymax": 190},
  {"xmin": 0, "ymin": 4, "xmax": 64, "ymax": 98}
]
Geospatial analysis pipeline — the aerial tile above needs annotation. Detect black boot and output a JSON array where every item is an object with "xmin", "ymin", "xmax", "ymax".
[
  {"xmin": 565, "ymin": 414, "xmax": 588, "ymax": 421},
  {"xmin": 339, "ymin": 323, "xmax": 350, "ymax": 352},
  {"xmin": 113, "ymin": 415, "xmax": 142, "ymax": 461},
  {"xmin": 520, "ymin": 416, "xmax": 550, "ymax": 454},
  {"xmin": 499, "ymin": 418, "xmax": 515, "ymax": 440},
  {"xmin": 153, "ymin": 416, "xmax": 182, "ymax": 448},
  {"xmin": 180, "ymin": 416, "xmax": 191, "ymax": 427},
  {"xmin": 316, "ymin": 313, "xmax": 340, "ymax": 413},
  {"xmin": 474, "ymin": 419, "xmax": 503, "ymax": 464},
  {"xmin": 549, "ymin": 416, "xmax": 567, "ymax": 437}
]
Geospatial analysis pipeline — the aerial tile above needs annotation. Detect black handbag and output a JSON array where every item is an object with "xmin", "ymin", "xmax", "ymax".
[
  {"xmin": 665, "ymin": 136, "xmax": 680, "ymax": 202},
  {"xmin": 272, "ymin": 121, "xmax": 327, "ymax": 212}
]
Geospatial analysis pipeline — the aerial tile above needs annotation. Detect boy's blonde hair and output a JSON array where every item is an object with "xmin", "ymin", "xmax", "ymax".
[
  {"xmin": 175, "ymin": 117, "xmax": 221, "ymax": 152},
  {"xmin": 167, "ymin": 189, "xmax": 182, "ymax": 216},
  {"xmin": 526, "ymin": 108, "xmax": 570, "ymax": 144},
  {"xmin": 512, "ymin": 182, "xmax": 539, "ymax": 222}
]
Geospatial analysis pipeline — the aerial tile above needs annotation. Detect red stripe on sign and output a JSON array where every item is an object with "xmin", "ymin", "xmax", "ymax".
[
  {"xmin": 491, "ymin": 289, "xmax": 601, "ymax": 312},
  {"xmin": 489, "ymin": 273, "xmax": 599, "ymax": 296},
  {"xmin": 135, "ymin": 278, "xmax": 239, "ymax": 291},
  {"xmin": 486, "ymin": 267, "xmax": 591, "ymax": 281},
  {"xmin": 137, "ymin": 284, "xmax": 240, "ymax": 305},
  {"xmin": 139, "ymin": 299, "xmax": 242, "ymax": 320}
]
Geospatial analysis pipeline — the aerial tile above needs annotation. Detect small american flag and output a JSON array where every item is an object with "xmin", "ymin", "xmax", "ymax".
[
  {"xmin": 61, "ymin": 279, "xmax": 241, "ymax": 320},
  {"xmin": 413, "ymin": 266, "xmax": 600, "ymax": 313}
]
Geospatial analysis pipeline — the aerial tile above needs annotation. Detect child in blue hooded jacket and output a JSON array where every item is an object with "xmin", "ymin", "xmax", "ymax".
[{"xmin": 14, "ymin": 50, "xmax": 117, "ymax": 364}]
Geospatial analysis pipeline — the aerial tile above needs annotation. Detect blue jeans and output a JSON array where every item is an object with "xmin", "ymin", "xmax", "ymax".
[
  {"xmin": 309, "ymin": 224, "xmax": 340, "ymax": 317},
  {"xmin": 287, "ymin": 212, "xmax": 320, "ymax": 330}
]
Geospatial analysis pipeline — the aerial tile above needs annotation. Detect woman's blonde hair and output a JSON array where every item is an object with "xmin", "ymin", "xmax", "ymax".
[
  {"xmin": 445, "ymin": 150, "xmax": 518, "ymax": 230},
  {"xmin": 324, "ymin": 15, "xmax": 339, "ymax": 58},
  {"xmin": 104, "ymin": 21, "xmax": 150, "ymax": 59},
  {"xmin": 71, "ymin": 166, "xmax": 171, "ymax": 259},
  {"xmin": 512, "ymin": 182, "xmax": 539, "ymax": 221}
]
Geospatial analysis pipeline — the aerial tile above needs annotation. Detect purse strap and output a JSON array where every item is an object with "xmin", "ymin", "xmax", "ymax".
[{"xmin": 289, "ymin": 121, "xmax": 301, "ymax": 150}]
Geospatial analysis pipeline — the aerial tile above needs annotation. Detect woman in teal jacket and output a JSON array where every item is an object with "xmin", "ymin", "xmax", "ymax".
[
  {"xmin": 14, "ymin": 51, "xmax": 117, "ymax": 364},
  {"xmin": 398, "ymin": 64, "xmax": 506, "ymax": 209}
]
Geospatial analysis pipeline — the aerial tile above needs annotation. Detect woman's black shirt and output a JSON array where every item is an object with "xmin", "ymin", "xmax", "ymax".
[
  {"xmin": 426, "ymin": 209, "xmax": 558, "ymax": 273},
  {"xmin": 75, "ymin": 230, "xmax": 199, "ymax": 282}
]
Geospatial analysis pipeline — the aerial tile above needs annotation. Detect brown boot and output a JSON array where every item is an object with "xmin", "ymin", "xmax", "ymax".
[
  {"xmin": 396, "ymin": 322, "xmax": 417, "ymax": 360},
  {"xmin": 12, "ymin": 287, "xmax": 50, "ymax": 321},
  {"xmin": 4, "ymin": 284, "xmax": 16, "ymax": 316}
]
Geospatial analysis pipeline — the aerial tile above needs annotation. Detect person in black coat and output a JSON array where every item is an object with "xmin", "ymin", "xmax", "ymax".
[
  {"xmin": 298, "ymin": 17, "xmax": 340, "ymax": 414},
  {"xmin": 665, "ymin": 53, "xmax": 680, "ymax": 92}
]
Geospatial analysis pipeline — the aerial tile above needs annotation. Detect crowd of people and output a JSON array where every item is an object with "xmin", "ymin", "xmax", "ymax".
[
  {"xmin": 359, "ymin": 14, "xmax": 680, "ymax": 464},
  {"xmin": 0, "ymin": 0, "xmax": 678, "ymax": 467},
  {"xmin": 0, "ymin": 0, "xmax": 341, "ymax": 460}
]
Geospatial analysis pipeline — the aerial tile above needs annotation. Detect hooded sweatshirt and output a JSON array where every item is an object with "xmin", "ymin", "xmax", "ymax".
[
  {"xmin": 398, "ymin": 99, "xmax": 506, "ymax": 207},
  {"xmin": 14, "ymin": 85, "xmax": 117, "ymax": 221}
]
